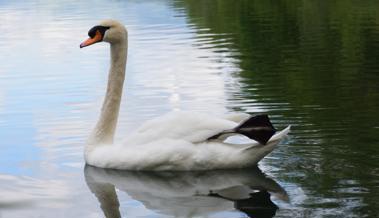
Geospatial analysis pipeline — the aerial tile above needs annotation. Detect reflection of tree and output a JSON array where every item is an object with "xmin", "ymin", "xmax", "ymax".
[
  {"xmin": 173, "ymin": 0, "xmax": 379, "ymax": 216},
  {"xmin": 175, "ymin": 0, "xmax": 379, "ymax": 112}
]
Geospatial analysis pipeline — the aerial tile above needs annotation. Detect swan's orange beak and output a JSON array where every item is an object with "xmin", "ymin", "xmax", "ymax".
[{"xmin": 80, "ymin": 30, "xmax": 103, "ymax": 48}]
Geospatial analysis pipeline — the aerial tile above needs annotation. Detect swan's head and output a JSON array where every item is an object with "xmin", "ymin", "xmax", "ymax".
[{"xmin": 80, "ymin": 19, "xmax": 127, "ymax": 48}]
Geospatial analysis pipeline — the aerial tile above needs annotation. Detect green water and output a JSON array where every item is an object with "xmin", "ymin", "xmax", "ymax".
[
  {"xmin": 176, "ymin": 0, "xmax": 379, "ymax": 216},
  {"xmin": 0, "ymin": 0, "xmax": 378, "ymax": 217}
]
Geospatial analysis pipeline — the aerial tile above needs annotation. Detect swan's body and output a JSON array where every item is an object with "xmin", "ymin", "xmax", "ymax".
[
  {"xmin": 81, "ymin": 20, "xmax": 290, "ymax": 171},
  {"xmin": 86, "ymin": 111, "xmax": 290, "ymax": 170}
]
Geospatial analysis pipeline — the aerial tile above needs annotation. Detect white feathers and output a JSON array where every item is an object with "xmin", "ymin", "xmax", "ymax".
[{"xmin": 85, "ymin": 111, "xmax": 290, "ymax": 171}]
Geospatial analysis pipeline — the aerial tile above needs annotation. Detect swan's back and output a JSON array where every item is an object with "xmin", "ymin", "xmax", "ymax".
[{"xmin": 127, "ymin": 111, "xmax": 237, "ymax": 145}]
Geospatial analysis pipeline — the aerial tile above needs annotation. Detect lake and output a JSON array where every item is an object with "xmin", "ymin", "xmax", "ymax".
[{"xmin": 0, "ymin": 0, "xmax": 379, "ymax": 217}]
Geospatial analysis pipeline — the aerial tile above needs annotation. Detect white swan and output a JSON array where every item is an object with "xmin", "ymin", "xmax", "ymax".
[{"xmin": 80, "ymin": 20, "xmax": 290, "ymax": 171}]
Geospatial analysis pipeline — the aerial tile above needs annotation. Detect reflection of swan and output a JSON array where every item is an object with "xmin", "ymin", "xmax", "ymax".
[
  {"xmin": 80, "ymin": 19, "xmax": 290, "ymax": 170},
  {"xmin": 84, "ymin": 165, "xmax": 288, "ymax": 218}
]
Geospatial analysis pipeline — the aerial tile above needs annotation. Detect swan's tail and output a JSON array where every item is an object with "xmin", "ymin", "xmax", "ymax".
[{"xmin": 208, "ymin": 114, "xmax": 276, "ymax": 145}]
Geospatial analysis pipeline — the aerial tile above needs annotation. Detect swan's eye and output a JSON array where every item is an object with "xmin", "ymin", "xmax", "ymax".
[{"xmin": 88, "ymin": 25, "xmax": 110, "ymax": 39}]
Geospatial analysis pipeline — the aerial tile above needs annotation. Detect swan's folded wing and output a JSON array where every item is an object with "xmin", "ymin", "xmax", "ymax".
[{"xmin": 128, "ymin": 111, "xmax": 237, "ymax": 144}]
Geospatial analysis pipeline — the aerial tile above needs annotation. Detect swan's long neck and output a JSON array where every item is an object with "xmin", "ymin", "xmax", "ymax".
[{"xmin": 89, "ymin": 38, "xmax": 127, "ymax": 145}]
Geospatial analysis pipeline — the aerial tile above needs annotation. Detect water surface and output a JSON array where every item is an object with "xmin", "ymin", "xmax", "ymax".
[{"xmin": 1, "ymin": 0, "xmax": 379, "ymax": 217}]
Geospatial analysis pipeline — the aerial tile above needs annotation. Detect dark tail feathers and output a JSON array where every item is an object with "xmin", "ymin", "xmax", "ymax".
[{"xmin": 208, "ymin": 114, "xmax": 276, "ymax": 145}]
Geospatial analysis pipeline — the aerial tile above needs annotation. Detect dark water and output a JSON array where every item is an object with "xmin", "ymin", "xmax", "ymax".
[
  {"xmin": 176, "ymin": 0, "xmax": 379, "ymax": 217},
  {"xmin": 1, "ymin": 0, "xmax": 379, "ymax": 217}
]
